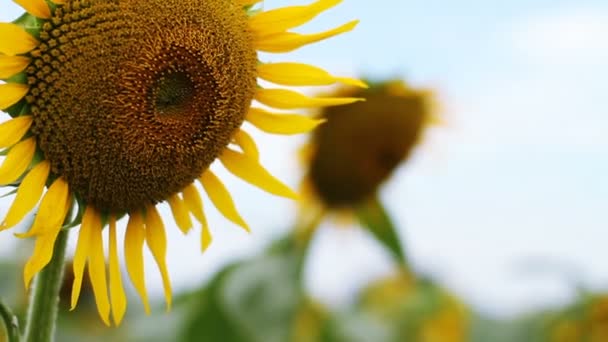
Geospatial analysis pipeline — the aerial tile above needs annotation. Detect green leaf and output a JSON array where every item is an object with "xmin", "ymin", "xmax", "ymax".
[
  {"xmin": 179, "ymin": 265, "xmax": 250, "ymax": 342},
  {"xmin": 220, "ymin": 255, "xmax": 302, "ymax": 342},
  {"xmin": 355, "ymin": 196, "xmax": 408, "ymax": 267},
  {"xmin": 323, "ymin": 311, "xmax": 392, "ymax": 342},
  {"xmin": 180, "ymin": 235, "xmax": 310, "ymax": 342}
]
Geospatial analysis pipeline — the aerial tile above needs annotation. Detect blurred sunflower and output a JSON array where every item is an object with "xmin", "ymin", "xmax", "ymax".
[
  {"xmin": 0, "ymin": 0, "xmax": 364, "ymax": 325},
  {"xmin": 546, "ymin": 293, "xmax": 608, "ymax": 342},
  {"xmin": 358, "ymin": 272, "xmax": 469, "ymax": 342},
  {"xmin": 298, "ymin": 80, "xmax": 435, "ymax": 262}
]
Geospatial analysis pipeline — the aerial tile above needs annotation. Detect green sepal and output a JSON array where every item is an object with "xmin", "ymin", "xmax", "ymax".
[
  {"xmin": 12, "ymin": 12, "xmax": 44, "ymax": 38},
  {"xmin": 355, "ymin": 196, "xmax": 409, "ymax": 267},
  {"xmin": 5, "ymin": 97, "xmax": 30, "ymax": 119}
]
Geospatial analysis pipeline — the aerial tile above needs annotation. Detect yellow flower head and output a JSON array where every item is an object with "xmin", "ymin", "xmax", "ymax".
[
  {"xmin": 0, "ymin": 0, "xmax": 363, "ymax": 325},
  {"xmin": 359, "ymin": 272, "xmax": 469, "ymax": 342},
  {"xmin": 548, "ymin": 294, "xmax": 608, "ymax": 342},
  {"xmin": 302, "ymin": 80, "xmax": 434, "ymax": 210}
]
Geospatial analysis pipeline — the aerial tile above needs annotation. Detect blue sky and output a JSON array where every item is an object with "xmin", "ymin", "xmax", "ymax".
[{"xmin": 1, "ymin": 0, "xmax": 607, "ymax": 317}]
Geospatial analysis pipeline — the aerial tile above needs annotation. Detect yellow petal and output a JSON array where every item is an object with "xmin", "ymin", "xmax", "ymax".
[
  {"xmin": 201, "ymin": 222, "xmax": 213, "ymax": 253},
  {"xmin": 0, "ymin": 116, "xmax": 33, "ymax": 149},
  {"xmin": 13, "ymin": 0, "xmax": 51, "ymax": 18},
  {"xmin": 109, "ymin": 216, "xmax": 126, "ymax": 326},
  {"xmin": 249, "ymin": 0, "xmax": 341, "ymax": 36},
  {"xmin": 22, "ymin": 189, "xmax": 70, "ymax": 290},
  {"xmin": 144, "ymin": 206, "xmax": 172, "ymax": 311},
  {"xmin": 52, "ymin": 0, "xmax": 66, "ymax": 4},
  {"xmin": 256, "ymin": 88, "xmax": 363, "ymax": 110},
  {"xmin": 233, "ymin": 129, "xmax": 259, "ymax": 161},
  {"xmin": 255, "ymin": 20, "xmax": 359, "ymax": 53},
  {"xmin": 0, "ymin": 83, "xmax": 29, "ymax": 110},
  {"xmin": 220, "ymin": 148, "xmax": 298, "ymax": 199},
  {"xmin": 23, "ymin": 226, "xmax": 61, "ymax": 290},
  {"xmin": 1, "ymin": 160, "xmax": 50, "ymax": 230},
  {"xmin": 0, "ymin": 137, "xmax": 36, "ymax": 185},
  {"xmin": 14, "ymin": 176, "xmax": 69, "ymax": 238},
  {"xmin": 246, "ymin": 108, "xmax": 324, "ymax": 135},
  {"xmin": 181, "ymin": 184, "xmax": 213, "ymax": 252},
  {"xmin": 71, "ymin": 206, "xmax": 96, "ymax": 310},
  {"xmin": 236, "ymin": 0, "xmax": 261, "ymax": 6},
  {"xmin": 199, "ymin": 170, "xmax": 249, "ymax": 232},
  {"xmin": 125, "ymin": 211, "xmax": 150, "ymax": 314},
  {"xmin": 87, "ymin": 214, "xmax": 111, "ymax": 326},
  {"xmin": 257, "ymin": 62, "xmax": 367, "ymax": 88},
  {"xmin": 167, "ymin": 193, "xmax": 193, "ymax": 234},
  {"xmin": 0, "ymin": 23, "xmax": 38, "ymax": 56},
  {"xmin": 182, "ymin": 184, "xmax": 204, "ymax": 224},
  {"xmin": 0, "ymin": 55, "xmax": 30, "ymax": 79}
]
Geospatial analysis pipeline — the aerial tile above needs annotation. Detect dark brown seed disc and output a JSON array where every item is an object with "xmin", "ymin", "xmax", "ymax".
[
  {"xmin": 25, "ymin": 0, "xmax": 258, "ymax": 212},
  {"xmin": 309, "ymin": 85, "xmax": 427, "ymax": 208}
]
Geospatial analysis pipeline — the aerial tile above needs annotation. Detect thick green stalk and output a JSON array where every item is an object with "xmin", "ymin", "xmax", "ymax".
[{"xmin": 23, "ymin": 229, "xmax": 69, "ymax": 342}]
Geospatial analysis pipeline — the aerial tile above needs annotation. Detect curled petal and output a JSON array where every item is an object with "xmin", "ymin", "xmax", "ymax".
[
  {"xmin": 23, "ymin": 228, "xmax": 61, "ymax": 290},
  {"xmin": 181, "ymin": 185, "xmax": 213, "ymax": 252},
  {"xmin": 182, "ymin": 184, "xmax": 205, "ymax": 224},
  {"xmin": 249, "ymin": 0, "xmax": 341, "ymax": 36},
  {"xmin": 233, "ymin": 129, "xmax": 259, "ymax": 161},
  {"xmin": 258, "ymin": 62, "xmax": 367, "ymax": 88},
  {"xmin": 88, "ymin": 216, "xmax": 111, "ymax": 326},
  {"xmin": 125, "ymin": 211, "xmax": 150, "ymax": 314},
  {"xmin": 246, "ymin": 108, "xmax": 325, "ymax": 135},
  {"xmin": 144, "ymin": 206, "xmax": 172, "ymax": 311},
  {"xmin": 167, "ymin": 193, "xmax": 193, "ymax": 234},
  {"xmin": 255, "ymin": 20, "xmax": 358, "ymax": 53},
  {"xmin": 2, "ymin": 161, "xmax": 50, "ymax": 230},
  {"xmin": 199, "ymin": 170, "xmax": 249, "ymax": 232},
  {"xmin": 15, "ymin": 176, "xmax": 69, "ymax": 238},
  {"xmin": 22, "ymin": 186, "xmax": 70, "ymax": 290},
  {"xmin": 201, "ymin": 222, "xmax": 212, "ymax": 253},
  {"xmin": 220, "ymin": 148, "xmax": 298, "ymax": 199},
  {"xmin": 256, "ymin": 88, "xmax": 363, "ymax": 110},
  {"xmin": 0, "ymin": 137, "xmax": 36, "ymax": 186},
  {"xmin": 71, "ymin": 206, "xmax": 96, "ymax": 311},
  {"xmin": 109, "ymin": 216, "xmax": 127, "ymax": 326}
]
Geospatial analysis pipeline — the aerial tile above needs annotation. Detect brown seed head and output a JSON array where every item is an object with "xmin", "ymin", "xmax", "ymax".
[
  {"xmin": 26, "ymin": 0, "xmax": 258, "ymax": 212},
  {"xmin": 308, "ymin": 81, "xmax": 431, "ymax": 208}
]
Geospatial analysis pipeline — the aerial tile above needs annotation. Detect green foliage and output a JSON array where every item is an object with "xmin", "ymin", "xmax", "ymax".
[
  {"xmin": 180, "ymin": 235, "xmax": 308, "ymax": 342},
  {"xmin": 355, "ymin": 197, "xmax": 407, "ymax": 267}
]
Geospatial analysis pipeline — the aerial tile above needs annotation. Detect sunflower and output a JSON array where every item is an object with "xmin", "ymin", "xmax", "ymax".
[
  {"xmin": 0, "ymin": 0, "xmax": 364, "ymax": 325},
  {"xmin": 547, "ymin": 294, "xmax": 608, "ymax": 342},
  {"xmin": 300, "ymin": 80, "xmax": 435, "ymax": 219},
  {"xmin": 358, "ymin": 272, "xmax": 469, "ymax": 342}
]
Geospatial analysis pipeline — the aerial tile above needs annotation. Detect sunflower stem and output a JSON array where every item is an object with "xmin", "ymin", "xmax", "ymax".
[
  {"xmin": 0, "ymin": 298, "xmax": 20, "ymax": 342},
  {"xmin": 23, "ymin": 229, "xmax": 70, "ymax": 342},
  {"xmin": 292, "ymin": 207, "xmax": 325, "ymax": 281}
]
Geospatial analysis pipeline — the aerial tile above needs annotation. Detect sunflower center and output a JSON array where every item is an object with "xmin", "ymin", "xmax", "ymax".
[
  {"xmin": 26, "ymin": 0, "xmax": 257, "ymax": 212},
  {"xmin": 155, "ymin": 71, "xmax": 196, "ymax": 117},
  {"xmin": 310, "ymin": 91, "xmax": 426, "ymax": 208}
]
